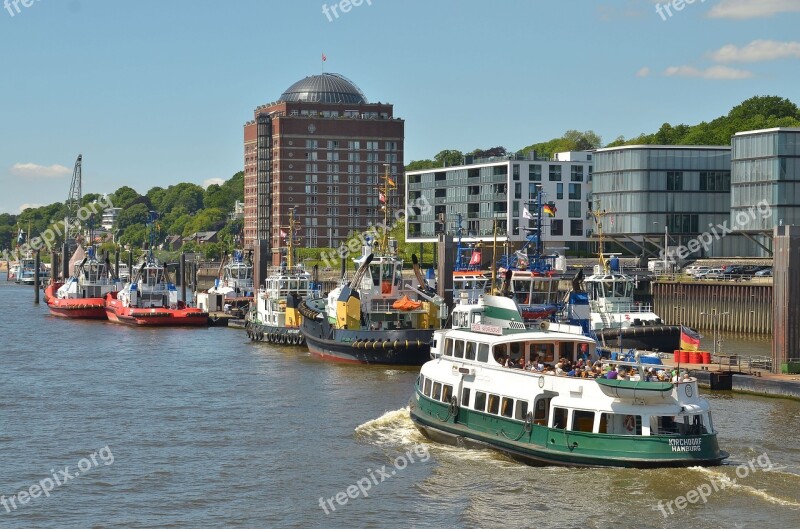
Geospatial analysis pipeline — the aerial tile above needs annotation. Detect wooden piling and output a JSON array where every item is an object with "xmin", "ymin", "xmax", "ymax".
[
  {"xmin": 180, "ymin": 253, "xmax": 186, "ymax": 304},
  {"xmin": 34, "ymin": 250, "xmax": 40, "ymax": 304}
]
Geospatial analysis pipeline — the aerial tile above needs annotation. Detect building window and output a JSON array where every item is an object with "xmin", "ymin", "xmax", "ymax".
[
  {"xmin": 514, "ymin": 183, "xmax": 522, "ymax": 199},
  {"xmin": 556, "ymin": 183, "xmax": 563, "ymax": 199},
  {"xmin": 386, "ymin": 141, "xmax": 397, "ymax": 151},
  {"xmin": 570, "ymin": 220, "xmax": 583, "ymax": 236},
  {"xmin": 348, "ymin": 140, "xmax": 360, "ymax": 150},
  {"xmin": 366, "ymin": 141, "xmax": 379, "ymax": 150},
  {"xmin": 513, "ymin": 164, "xmax": 520, "ymax": 181},
  {"xmin": 551, "ymin": 219, "xmax": 563, "ymax": 236},
  {"xmin": 549, "ymin": 165, "xmax": 562, "ymax": 181},
  {"xmin": 305, "ymin": 140, "xmax": 318, "ymax": 149},
  {"xmin": 571, "ymin": 165, "xmax": 583, "ymax": 182},
  {"xmin": 700, "ymin": 171, "xmax": 731, "ymax": 192},
  {"xmin": 568, "ymin": 201, "xmax": 581, "ymax": 218},
  {"xmin": 529, "ymin": 164, "xmax": 542, "ymax": 181},
  {"xmin": 667, "ymin": 171, "xmax": 683, "ymax": 191},
  {"xmin": 667, "ymin": 214, "xmax": 699, "ymax": 234},
  {"xmin": 327, "ymin": 140, "xmax": 339, "ymax": 150},
  {"xmin": 569, "ymin": 183, "xmax": 581, "ymax": 200}
]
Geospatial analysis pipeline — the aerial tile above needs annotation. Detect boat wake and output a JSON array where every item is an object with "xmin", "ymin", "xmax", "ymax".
[
  {"xmin": 692, "ymin": 466, "xmax": 800, "ymax": 508},
  {"xmin": 354, "ymin": 407, "xmax": 424, "ymax": 447},
  {"xmin": 354, "ymin": 407, "xmax": 513, "ymax": 464}
]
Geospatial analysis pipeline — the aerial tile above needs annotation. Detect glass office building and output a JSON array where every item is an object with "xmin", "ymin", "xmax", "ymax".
[
  {"xmin": 731, "ymin": 128, "xmax": 800, "ymax": 231},
  {"xmin": 593, "ymin": 145, "xmax": 736, "ymax": 257}
]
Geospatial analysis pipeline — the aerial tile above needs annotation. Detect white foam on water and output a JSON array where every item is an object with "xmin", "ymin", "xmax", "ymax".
[
  {"xmin": 354, "ymin": 407, "xmax": 424, "ymax": 446},
  {"xmin": 693, "ymin": 466, "xmax": 800, "ymax": 508}
]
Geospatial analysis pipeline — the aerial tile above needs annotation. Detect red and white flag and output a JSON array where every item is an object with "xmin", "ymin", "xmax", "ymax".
[
  {"xmin": 378, "ymin": 192, "xmax": 386, "ymax": 203},
  {"xmin": 322, "ymin": 53, "xmax": 327, "ymax": 62},
  {"xmin": 280, "ymin": 229, "xmax": 287, "ymax": 238}
]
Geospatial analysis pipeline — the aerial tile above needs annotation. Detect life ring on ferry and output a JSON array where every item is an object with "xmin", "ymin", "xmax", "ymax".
[{"xmin": 624, "ymin": 415, "xmax": 636, "ymax": 432}]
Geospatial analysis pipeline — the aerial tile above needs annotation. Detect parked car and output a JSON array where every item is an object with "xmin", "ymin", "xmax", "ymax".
[
  {"xmin": 754, "ymin": 267, "xmax": 773, "ymax": 277},
  {"xmin": 701, "ymin": 267, "xmax": 726, "ymax": 279},
  {"xmin": 684, "ymin": 265, "xmax": 710, "ymax": 277}
]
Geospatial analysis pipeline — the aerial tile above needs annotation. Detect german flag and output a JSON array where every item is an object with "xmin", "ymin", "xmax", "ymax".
[
  {"xmin": 680, "ymin": 326, "xmax": 701, "ymax": 351},
  {"xmin": 543, "ymin": 203, "xmax": 556, "ymax": 217}
]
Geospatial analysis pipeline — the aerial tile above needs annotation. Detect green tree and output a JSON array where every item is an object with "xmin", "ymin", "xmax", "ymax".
[
  {"xmin": 434, "ymin": 149, "xmax": 464, "ymax": 167},
  {"xmin": 117, "ymin": 203, "xmax": 150, "ymax": 231},
  {"xmin": 110, "ymin": 186, "xmax": 144, "ymax": 210}
]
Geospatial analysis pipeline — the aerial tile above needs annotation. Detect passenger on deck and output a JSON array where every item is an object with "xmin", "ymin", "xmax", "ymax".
[{"xmin": 606, "ymin": 366, "xmax": 618, "ymax": 380}]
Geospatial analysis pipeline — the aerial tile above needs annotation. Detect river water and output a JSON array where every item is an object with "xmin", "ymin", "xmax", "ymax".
[{"xmin": 1, "ymin": 278, "xmax": 798, "ymax": 529}]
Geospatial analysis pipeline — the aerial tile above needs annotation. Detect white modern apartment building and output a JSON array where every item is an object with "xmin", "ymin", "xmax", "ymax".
[{"xmin": 405, "ymin": 151, "xmax": 594, "ymax": 253}]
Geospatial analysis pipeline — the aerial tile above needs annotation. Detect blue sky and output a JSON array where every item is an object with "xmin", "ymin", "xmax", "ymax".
[{"xmin": 1, "ymin": 0, "xmax": 799, "ymax": 214}]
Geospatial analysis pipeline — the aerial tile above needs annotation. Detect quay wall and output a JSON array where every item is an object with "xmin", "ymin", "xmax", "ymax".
[{"xmin": 652, "ymin": 280, "xmax": 772, "ymax": 335}]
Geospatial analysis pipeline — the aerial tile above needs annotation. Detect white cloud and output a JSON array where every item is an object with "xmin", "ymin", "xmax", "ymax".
[
  {"xmin": 636, "ymin": 67, "xmax": 651, "ymax": 77},
  {"xmin": 663, "ymin": 65, "xmax": 754, "ymax": 79},
  {"xmin": 708, "ymin": 0, "xmax": 800, "ymax": 19},
  {"xmin": 10, "ymin": 162, "xmax": 71, "ymax": 179},
  {"xmin": 202, "ymin": 178, "xmax": 225, "ymax": 189},
  {"xmin": 710, "ymin": 40, "xmax": 800, "ymax": 63},
  {"xmin": 18, "ymin": 203, "xmax": 44, "ymax": 213}
]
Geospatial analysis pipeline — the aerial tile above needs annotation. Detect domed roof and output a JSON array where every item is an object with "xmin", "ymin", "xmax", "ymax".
[{"xmin": 279, "ymin": 73, "xmax": 368, "ymax": 104}]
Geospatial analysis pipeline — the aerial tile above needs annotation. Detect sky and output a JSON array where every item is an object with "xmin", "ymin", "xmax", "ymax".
[{"xmin": 1, "ymin": 0, "xmax": 799, "ymax": 214}]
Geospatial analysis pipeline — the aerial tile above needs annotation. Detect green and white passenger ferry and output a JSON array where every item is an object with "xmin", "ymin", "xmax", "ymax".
[{"xmin": 409, "ymin": 294, "xmax": 729, "ymax": 468}]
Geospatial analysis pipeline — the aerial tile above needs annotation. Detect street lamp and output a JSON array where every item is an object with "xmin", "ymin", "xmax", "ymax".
[{"xmin": 700, "ymin": 309, "xmax": 729, "ymax": 356}]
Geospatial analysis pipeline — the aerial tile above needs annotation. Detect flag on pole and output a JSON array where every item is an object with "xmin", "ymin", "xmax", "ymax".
[
  {"xmin": 468, "ymin": 250, "xmax": 481, "ymax": 266},
  {"xmin": 543, "ymin": 203, "xmax": 557, "ymax": 217},
  {"xmin": 17, "ymin": 228, "xmax": 24, "ymax": 243},
  {"xmin": 680, "ymin": 326, "xmax": 701, "ymax": 351},
  {"xmin": 522, "ymin": 207, "xmax": 533, "ymax": 220},
  {"xmin": 378, "ymin": 192, "xmax": 386, "ymax": 203},
  {"xmin": 387, "ymin": 176, "xmax": 396, "ymax": 188},
  {"xmin": 322, "ymin": 53, "xmax": 327, "ymax": 62},
  {"xmin": 280, "ymin": 229, "xmax": 287, "ymax": 238}
]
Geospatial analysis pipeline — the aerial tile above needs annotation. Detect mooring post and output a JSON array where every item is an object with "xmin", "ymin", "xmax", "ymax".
[
  {"xmin": 115, "ymin": 250, "xmax": 120, "ymax": 279},
  {"xmin": 180, "ymin": 252, "xmax": 186, "ymax": 303},
  {"xmin": 50, "ymin": 251, "xmax": 58, "ymax": 283},
  {"xmin": 772, "ymin": 225, "xmax": 800, "ymax": 374},
  {"xmin": 34, "ymin": 250, "xmax": 40, "ymax": 304},
  {"xmin": 61, "ymin": 242, "xmax": 69, "ymax": 281}
]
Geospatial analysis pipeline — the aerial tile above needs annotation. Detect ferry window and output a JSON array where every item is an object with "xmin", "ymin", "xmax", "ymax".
[
  {"xmin": 514, "ymin": 400, "xmax": 529, "ymax": 421},
  {"xmin": 706, "ymin": 413, "xmax": 714, "ymax": 434},
  {"xmin": 614, "ymin": 282, "xmax": 626, "ymax": 297},
  {"xmin": 488, "ymin": 394, "xmax": 500, "ymax": 415},
  {"xmin": 474, "ymin": 391, "xmax": 487, "ymax": 412},
  {"xmin": 454, "ymin": 340, "xmax": 465, "ymax": 358},
  {"xmin": 558, "ymin": 342, "xmax": 574, "ymax": 360},
  {"xmin": 602, "ymin": 413, "xmax": 641, "ymax": 435},
  {"xmin": 509, "ymin": 342, "xmax": 522, "ymax": 362},
  {"xmin": 444, "ymin": 339, "xmax": 453, "ymax": 357},
  {"xmin": 461, "ymin": 387, "xmax": 471, "ymax": 407},
  {"xmin": 691, "ymin": 414, "xmax": 707, "ymax": 435},
  {"xmin": 598, "ymin": 413, "xmax": 608, "ymax": 433},
  {"xmin": 432, "ymin": 382, "xmax": 442, "ymax": 401},
  {"xmin": 442, "ymin": 385, "xmax": 453, "ymax": 403},
  {"xmin": 417, "ymin": 375, "xmax": 424, "ymax": 389},
  {"xmin": 501, "ymin": 397, "xmax": 514, "ymax": 418},
  {"xmin": 493, "ymin": 344, "xmax": 508, "ymax": 364},
  {"xmin": 370, "ymin": 265, "xmax": 380, "ymax": 286},
  {"xmin": 423, "ymin": 379, "xmax": 432, "ymax": 397},
  {"xmin": 530, "ymin": 343, "xmax": 555, "ymax": 363},
  {"xmin": 650, "ymin": 416, "xmax": 681, "ymax": 435},
  {"xmin": 534, "ymin": 398, "xmax": 550, "ymax": 425},
  {"xmin": 465, "ymin": 342, "xmax": 476, "ymax": 361},
  {"xmin": 571, "ymin": 410, "xmax": 595, "ymax": 433},
  {"xmin": 552, "ymin": 407, "xmax": 568, "ymax": 429},
  {"xmin": 477, "ymin": 343, "xmax": 489, "ymax": 362}
]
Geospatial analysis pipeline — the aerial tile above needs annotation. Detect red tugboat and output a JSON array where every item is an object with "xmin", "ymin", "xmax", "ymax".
[
  {"xmin": 46, "ymin": 246, "xmax": 120, "ymax": 319},
  {"xmin": 105, "ymin": 254, "xmax": 208, "ymax": 327}
]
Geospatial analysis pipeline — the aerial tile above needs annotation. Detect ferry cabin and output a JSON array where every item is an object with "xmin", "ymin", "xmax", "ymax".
[
  {"xmin": 584, "ymin": 271, "xmax": 662, "ymax": 329},
  {"xmin": 59, "ymin": 258, "xmax": 118, "ymax": 299},
  {"xmin": 413, "ymin": 327, "xmax": 723, "ymax": 467}
]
